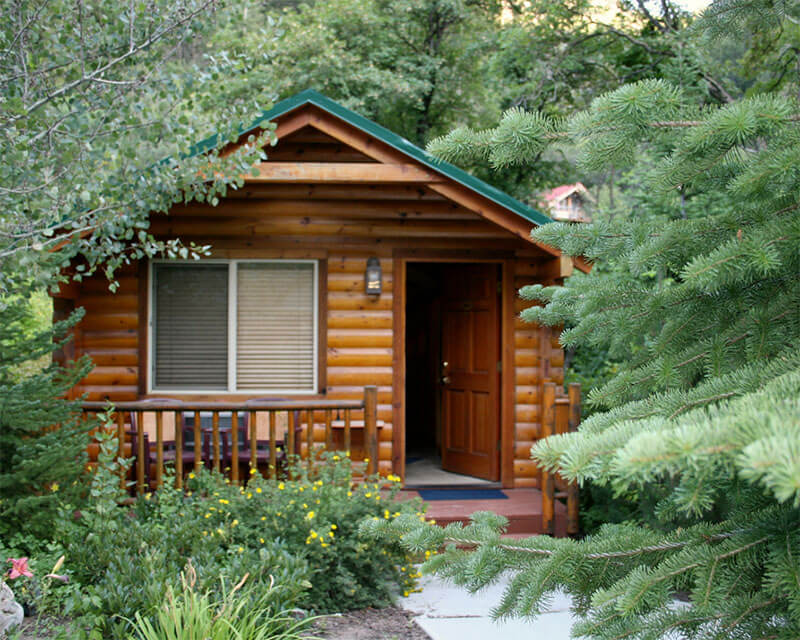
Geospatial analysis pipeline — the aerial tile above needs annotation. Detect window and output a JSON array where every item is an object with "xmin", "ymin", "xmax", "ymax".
[{"xmin": 150, "ymin": 260, "xmax": 318, "ymax": 393}]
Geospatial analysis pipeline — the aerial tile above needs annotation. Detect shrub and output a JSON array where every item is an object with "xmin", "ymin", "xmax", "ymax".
[{"xmin": 41, "ymin": 440, "xmax": 422, "ymax": 637}]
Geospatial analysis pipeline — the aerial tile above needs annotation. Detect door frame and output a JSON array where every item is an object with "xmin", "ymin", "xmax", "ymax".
[{"xmin": 392, "ymin": 250, "xmax": 516, "ymax": 488}]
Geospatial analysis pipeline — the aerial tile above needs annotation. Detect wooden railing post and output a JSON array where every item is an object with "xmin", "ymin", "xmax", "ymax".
[
  {"xmin": 567, "ymin": 383, "xmax": 582, "ymax": 536},
  {"xmin": 116, "ymin": 411, "xmax": 126, "ymax": 492},
  {"xmin": 364, "ymin": 386, "xmax": 378, "ymax": 476},
  {"xmin": 541, "ymin": 382, "xmax": 556, "ymax": 536}
]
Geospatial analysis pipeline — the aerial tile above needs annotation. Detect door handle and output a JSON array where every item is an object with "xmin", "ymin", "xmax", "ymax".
[
  {"xmin": 440, "ymin": 361, "xmax": 450, "ymax": 385},
  {"xmin": 441, "ymin": 375, "xmax": 451, "ymax": 385}
]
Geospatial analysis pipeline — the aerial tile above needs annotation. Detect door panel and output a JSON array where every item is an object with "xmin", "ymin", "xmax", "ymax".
[{"xmin": 440, "ymin": 263, "xmax": 500, "ymax": 481}]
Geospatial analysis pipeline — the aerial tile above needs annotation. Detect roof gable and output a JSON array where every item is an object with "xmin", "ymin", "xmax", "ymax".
[{"xmin": 191, "ymin": 89, "xmax": 552, "ymax": 228}]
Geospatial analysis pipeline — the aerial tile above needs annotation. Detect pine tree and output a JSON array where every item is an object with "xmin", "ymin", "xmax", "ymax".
[
  {"xmin": 0, "ymin": 293, "xmax": 94, "ymax": 541},
  {"xmin": 364, "ymin": 2, "xmax": 800, "ymax": 637}
]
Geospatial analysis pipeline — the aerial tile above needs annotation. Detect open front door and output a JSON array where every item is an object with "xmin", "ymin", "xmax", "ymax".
[{"xmin": 439, "ymin": 264, "xmax": 500, "ymax": 481}]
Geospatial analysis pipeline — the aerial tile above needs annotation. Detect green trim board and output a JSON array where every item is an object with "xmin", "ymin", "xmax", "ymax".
[{"xmin": 189, "ymin": 89, "xmax": 553, "ymax": 227}]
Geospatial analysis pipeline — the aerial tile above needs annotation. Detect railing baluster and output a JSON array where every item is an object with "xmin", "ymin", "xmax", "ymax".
[
  {"xmin": 287, "ymin": 411, "xmax": 296, "ymax": 480},
  {"xmin": 542, "ymin": 383, "xmax": 556, "ymax": 536},
  {"xmin": 231, "ymin": 411, "xmax": 239, "ymax": 485},
  {"xmin": 136, "ymin": 411, "xmax": 145, "ymax": 495},
  {"xmin": 325, "ymin": 409, "xmax": 332, "ymax": 451},
  {"xmin": 116, "ymin": 411, "xmax": 126, "ymax": 492},
  {"xmin": 269, "ymin": 411, "xmax": 277, "ymax": 480},
  {"xmin": 306, "ymin": 409, "xmax": 314, "ymax": 470},
  {"xmin": 344, "ymin": 408, "xmax": 351, "ymax": 455},
  {"xmin": 155, "ymin": 411, "xmax": 164, "ymax": 489},
  {"xmin": 175, "ymin": 412, "xmax": 183, "ymax": 489},
  {"xmin": 567, "ymin": 383, "xmax": 582, "ymax": 536},
  {"xmin": 364, "ymin": 386, "xmax": 378, "ymax": 476},
  {"xmin": 249, "ymin": 411, "xmax": 257, "ymax": 475},
  {"xmin": 212, "ymin": 411, "xmax": 220, "ymax": 473},
  {"xmin": 193, "ymin": 410, "xmax": 202, "ymax": 472}
]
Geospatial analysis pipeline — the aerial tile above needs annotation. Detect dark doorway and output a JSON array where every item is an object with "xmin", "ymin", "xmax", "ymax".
[{"xmin": 404, "ymin": 262, "xmax": 501, "ymax": 486}]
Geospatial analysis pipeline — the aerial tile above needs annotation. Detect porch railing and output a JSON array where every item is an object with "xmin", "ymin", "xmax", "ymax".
[
  {"xmin": 541, "ymin": 382, "xmax": 581, "ymax": 537},
  {"xmin": 82, "ymin": 386, "xmax": 379, "ymax": 495}
]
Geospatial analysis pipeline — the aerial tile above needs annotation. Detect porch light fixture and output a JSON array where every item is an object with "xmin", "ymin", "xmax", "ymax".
[{"xmin": 365, "ymin": 257, "xmax": 382, "ymax": 296}]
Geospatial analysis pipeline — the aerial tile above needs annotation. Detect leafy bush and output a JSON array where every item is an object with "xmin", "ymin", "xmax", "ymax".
[{"xmin": 30, "ymin": 439, "xmax": 423, "ymax": 637}]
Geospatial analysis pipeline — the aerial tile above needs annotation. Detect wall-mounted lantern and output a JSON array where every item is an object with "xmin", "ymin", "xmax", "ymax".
[{"xmin": 365, "ymin": 257, "xmax": 382, "ymax": 296}]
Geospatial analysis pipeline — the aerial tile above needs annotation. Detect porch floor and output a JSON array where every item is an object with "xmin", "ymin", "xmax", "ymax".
[{"xmin": 399, "ymin": 488, "xmax": 568, "ymax": 537}]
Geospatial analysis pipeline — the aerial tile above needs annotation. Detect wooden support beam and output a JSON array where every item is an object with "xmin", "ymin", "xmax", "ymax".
[
  {"xmin": 246, "ymin": 162, "xmax": 445, "ymax": 184},
  {"xmin": 541, "ymin": 383, "xmax": 556, "ymax": 536}
]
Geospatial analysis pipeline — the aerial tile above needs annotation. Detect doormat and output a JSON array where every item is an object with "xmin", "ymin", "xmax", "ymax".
[{"xmin": 417, "ymin": 488, "xmax": 508, "ymax": 501}]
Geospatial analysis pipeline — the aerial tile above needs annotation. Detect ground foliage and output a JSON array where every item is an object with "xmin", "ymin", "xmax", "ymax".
[
  {"xmin": 366, "ymin": 1, "xmax": 800, "ymax": 638},
  {"xmin": 2, "ymin": 445, "xmax": 424, "ymax": 639}
]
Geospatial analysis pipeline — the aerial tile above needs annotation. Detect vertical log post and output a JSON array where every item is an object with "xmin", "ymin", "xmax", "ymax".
[
  {"xmin": 325, "ymin": 409, "xmax": 333, "ymax": 451},
  {"xmin": 344, "ymin": 408, "xmax": 352, "ymax": 455},
  {"xmin": 269, "ymin": 411, "xmax": 277, "ymax": 480},
  {"xmin": 541, "ymin": 382, "xmax": 556, "ymax": 536},
  {"xmin": 306, "ymin": 409, "xmax": 314, "ymax": 471},
  {"xmin": 193, "ymin": 411, "xmax": 202, "ymax": 472},
  {"xmin": 249, "ymin": 411, "xmax": 257, "ymax": 476},
  {"xmin": 155, "ymin": 411, "xmax": 164, "ymax": 489},
  {"xmin": 287, "ymin": 411, "xmax": 296, "ymax": 480},
  {"xmin": 175, "ymin": 412, "xmax": 183, "ymax": 489},
  {"xmin": 136, "ymin": 411, "xmax": 145, "ymax": 495},
  {"xmin": 231, "ymin": 411, "xmax": 239, "ymax": 485},
  {"xmin": 567, "ymin": 383, "xmax": 582, "ymax": 536},
  {"xmin": 212, "ymin": 411, "xmax": 221, "ymax": 474},
  {"xmin": 116, "ymin": 411, "xmax": 126, "ymax": 492},
  {"xmin": 364, "ymin": 386, "xmax": 378, "ymax": 476}
]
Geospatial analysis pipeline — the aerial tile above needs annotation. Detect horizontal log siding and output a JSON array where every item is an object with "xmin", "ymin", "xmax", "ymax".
[
  {"xmin": 511, "ymin": 270, "xmax": 565, "ymax": 489},
  {"xmin": 66, "ymin": 129, "xmax": 565, "ymax": 483}
]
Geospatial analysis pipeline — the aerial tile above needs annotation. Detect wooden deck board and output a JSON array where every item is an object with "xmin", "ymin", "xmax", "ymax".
[{"xmin": 397, "ymin": 488, "xmax": 568, "ymax": 537}]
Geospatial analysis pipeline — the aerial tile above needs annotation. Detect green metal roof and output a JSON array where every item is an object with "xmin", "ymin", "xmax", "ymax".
[{"xmin": 190, "ymin": 89, "xmax": 552, "ymax": 227}]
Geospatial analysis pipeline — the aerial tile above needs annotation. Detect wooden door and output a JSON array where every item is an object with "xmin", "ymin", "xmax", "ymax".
[{"xmin": 439, "ymin": 263, "xmax": 500, "ymax": 481}]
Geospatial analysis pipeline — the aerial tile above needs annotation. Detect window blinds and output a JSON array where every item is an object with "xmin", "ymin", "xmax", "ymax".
[
  {"xmin": 152, "ymin": 264, "xmax": 229, "ymax": 390},
  {"xmin": 236, "ymin": 262, "xmax": 315, "ymax": 391}
]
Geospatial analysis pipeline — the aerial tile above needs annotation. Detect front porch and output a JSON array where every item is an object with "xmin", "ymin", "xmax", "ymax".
[{"xmin": 81, "ymin": 383, "xmax": 579, "ymax": 537}]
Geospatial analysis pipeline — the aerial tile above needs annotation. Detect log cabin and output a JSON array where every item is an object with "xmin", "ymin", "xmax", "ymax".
[{"xmin": 58, "ymin": 90, "xmax": 586, "ymax": 534}]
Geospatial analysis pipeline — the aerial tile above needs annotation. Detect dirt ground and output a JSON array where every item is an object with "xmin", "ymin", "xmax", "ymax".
[{"xmin": 314, "ymin": 607, "xmax": 431, "ymax": 640}]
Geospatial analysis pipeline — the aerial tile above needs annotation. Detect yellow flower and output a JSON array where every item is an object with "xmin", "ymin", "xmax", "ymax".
[
  {"xmin": 232, "ymin": 519, "xmax": 239, "ymax": 526},
  {"xmin": 51, "ymin": 483, "xmax": 59, "ymax": 492},
  {"xmin": 387, "ymin": 474, "xmax": 401, "ymax": 483},
  {"xmin": 247, "ymin": 493, "xmax": 253, "ymax": 499},
  {"xmin": 365, "ymin": 492, "xmax": 372, "ymax": 498},
  {"xmin": 186, "ymin": 491, "xmax": 192, "ymax": 497},
  {"xmin": 384, "ymin": 510, "xmax": 390, "ymax": 519},
  {"xmin": 256, "ymin": 487, "xmax": 262, "ymax": 494},
  {"xmin": 144, "ymin": 493, "xmax": 151, "ymax": 500},
  {"xmin": 202, "ymin": 531, "xmax": 208, "ymax": 536},
  {"xmin": 364, "ymin": 457, "xmax": 370, "ymax": 463},
  {"xmin": 250, "ymin": 467, "xmax": 257, "ymax": 475},
  {"xmin": 188, "ymin": 473, "xmax": 195, "ymax": 479},
  {"xmin": 219, "ymin": 498, "xmax": 229, "ymax": 505},
  {"xmin": 238, "ymin": 546, "xmax": 244, "ymax": 553},
  {"xmin": 217, "ymin": 528, "xmax": 224, "ymax": 536},
  {"xmin": 310, "ymin": 530, "xmax": 318, "ymax": 539},
  {"xmin": 205, "ymin": 513, "xmax": 211, "ymax": 519},
  {"xmin": 260, "ymin": 538, "xmax": 265, "ymax": 544},
  {"xmin": 278, "ymin": 482, "xmax": 285, "ymax": 490},
  {"xmin": 333, "ymin": 455, "xmax": 340, "ymax": 461},
  {"xmin": 347, "ymin": 491, "xmax": 352, "ymax": 497},
  {"xmin": 261, "ymin": 516, "xmax": 267, "ymax": 521},
  {"xmin": 306, "ymin": 511, "xmax": 315, "ymax": 520},
  {"xmin": 328, "ymin": 531, "xmax": 334, "ymax": 538},
  {"xmin": 321, "ymin": 542, "xmax": 329, "ymax": 548},
  {"xmin": 330, "ymin": 524, "xmax": 337, "ymax": 530}
]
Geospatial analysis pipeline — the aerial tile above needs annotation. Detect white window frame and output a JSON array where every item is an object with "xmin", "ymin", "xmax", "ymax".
[{"xmin": 147, "ymin": 258, "xmax": 319, "ymax": 395}]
